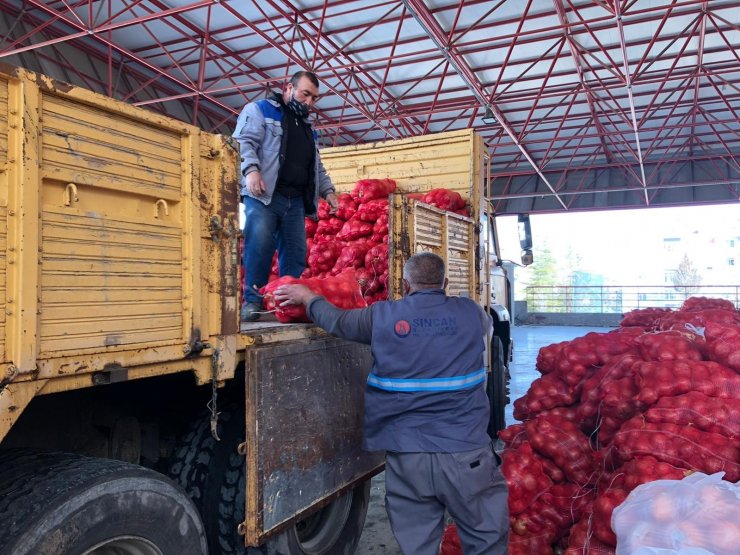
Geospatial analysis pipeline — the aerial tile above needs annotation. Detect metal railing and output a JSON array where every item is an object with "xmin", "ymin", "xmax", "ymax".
[{"xmin": 525, "ymin": 285, "xmax": 740, "ymax": 313}]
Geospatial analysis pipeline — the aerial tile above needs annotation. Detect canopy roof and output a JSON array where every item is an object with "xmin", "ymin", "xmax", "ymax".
[{"xmin": 0, "ymin": 0, "xmax": 737, "ymax": 213}]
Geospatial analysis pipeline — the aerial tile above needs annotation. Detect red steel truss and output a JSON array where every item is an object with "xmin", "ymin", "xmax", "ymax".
[{"xmin": 0, "ymin": 0, "xmax": 737, "ymax": 212}]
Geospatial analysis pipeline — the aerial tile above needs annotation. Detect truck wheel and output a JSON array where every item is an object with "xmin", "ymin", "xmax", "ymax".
[
  {"xmin": 170, "ymin": 403, "xmax": 371, "ymax": 554},
  {"xmin": 487, "ymin": 336, "xmax": 508, "ymax": 437},
  {"xmin": 0, "ymin": 450, "xmax": 207, "ymax": 555},
  {"xmin": 264, "ymin": 481, "xmax": 370, "ymax": 555}
]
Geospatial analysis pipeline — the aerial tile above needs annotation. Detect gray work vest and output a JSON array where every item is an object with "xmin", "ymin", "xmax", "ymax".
[{"xmin": 364, "ymin": 289, "xmax": 491, "ymax": 453}]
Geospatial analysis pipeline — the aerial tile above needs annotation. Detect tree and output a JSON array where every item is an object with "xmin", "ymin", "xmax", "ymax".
[
  {"xmin": 522, "ymin": 243, "xmax": 562, "ymax": 311},
  {"xmin": 529, "ymin": 243, "xmax": 560, "ymax": 287},
  {"xmin": 672, "ymin": 253, "xmax": 702, "ymax": 298},
  {"xmin": 564, "ymin": 245, "xmax": 584, "ymax": 286}
]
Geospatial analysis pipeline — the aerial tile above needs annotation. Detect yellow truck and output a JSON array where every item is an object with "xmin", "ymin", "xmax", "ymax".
[{"xmin": 0, "ymin": 66, "xmax": 519, "ymax": 555}]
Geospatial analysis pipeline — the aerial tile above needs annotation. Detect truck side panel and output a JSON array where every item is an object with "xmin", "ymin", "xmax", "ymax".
[
  {"xmin": 0, "ymin": 76, "xmax": 6, "ymax": 363},
  {"xmin": 39, "ymin": 91, "xmax": 193, "ymax": 354},
  {"xmin": 0, "ymin": 67, "xmax": 239, "ymax": 441},
  {"xmin": 321, "ymin": 129, "xmax": 485, "ymax": 302},
  {"xmin": 321, "ymin": 130, "xmax": 481, "ymax": 206}
]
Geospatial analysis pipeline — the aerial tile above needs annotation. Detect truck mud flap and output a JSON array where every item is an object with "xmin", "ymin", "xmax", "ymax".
[{"xmin": 243, "ymin": 336, "xmax": 384, "ymax": 544}]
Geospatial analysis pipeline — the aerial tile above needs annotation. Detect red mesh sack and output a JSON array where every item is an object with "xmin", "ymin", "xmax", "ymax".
[
  {"xmin": 634, "ymin": 360, "xmax": 740, "ymax": 406},
  {"xmin": 260, "ymin": 273, "xmax": 367, "ymax": 323},
  {"xmin": 421, "ymin": 188, "xmax": 466, "ymax": 211},
  {"xmin": 316, "ymin": 217, "xmax": 344, "ymax": 236},
  {"xmin": 365, "ymin": 244, "xmax": 388, "ymax": 275},
  {"xmin": 657, "ymin": 308, "xmax": 740, "ymax": 331},
  {"xmin": 501, "ymin": 441, "xmax": 552, "ymax": 515},
  {"xmin": 307, "ymin": 241, "xmax": 342, "ymax": 274},
  {"xmin": 608, "ymin": 456, "xmax": 690, "ymax": 493},
  {"xmin": 537, "ymin": 452, "xmax": 566, "ymax": 483},
  {"xmin": 304, "ymin": 217, "xmax": 318, "ymax": 238},
  {"xmin": 499, "ymin": 423, "xmax": 528, "ymax": 449},
  {"xmin": 597, "ymin": 415, "xmax": 628, "ymax": 447},
  {"xmin": 705, "ymin": 320, "xmax": 740, "ymax": 372},
  {"xmin": 525, "ymin": 415, "xmax": 598, "ymax": 486},
  {"xmin": 595, "ymin": 374, "xmax": 642, "ymax": 446},
  {"xmin": 555, "ymin": 334, "xmax": 602, "ymax": 386},
  {"xmin": 336, "ymin": 216, "xmax": 373, "ymax": 241},
  {"xmin": 355, "ymin": 199, "xmax": 390, "ymax": 222},
  {"xmin": 512, "ymin": 483, "xmax": 592, "ymax": 545},
  {"xmin": 354, "ymin": 267, "xmax": 380, "ymax": 296},
  {"xmin": 613, "ymin": 419, "xmax": 739, "ymax": 481},
  {"xmin": 643, "ymin": 391, "xmax": 740, "ymax": 438},
  {"xmin": 537, "ymin": 406, "xmax": 579, "ymax": 424},
  {"xmin": 577, "ymin": 354, "xmax": 642, "ymax": 434},
  {"xmin": 635, "ymin": 330, "xmax": 705, "ymax": 362},
  {"xmin": 317, "ymin": 199, "xmax": 332, "ymax": 219},
  {"xmin": 439, "ymin": 524, "xmax": 462, "ymax": 555},
  {"xmin": 619, "ymin": 307, "xmax": 671, "ymax": 330},
  {"xmin": 331, "ymin": 240, "xmax": 372, "ymax": 275},
  {"xmin": 680, "ymin": 296, "xmax": 737, "ymax": 312},
  {"xmin": 594, "ymin": 328, "xmax": 642, "ymax": 364},
  {"xmin": 371, "ymin": 213, "xmax": 389, "ymax": 243},
  {"xmin": 260, "ymin": 276, "xmax": 308, "ymax": 323},
  {"xmin": 526, "ymin": 373, "xmax": 580, "ymax": 414},
  {"xmin": 538, "ymin": 483, "xmax": 593, "ymax": 535},
  {"xmin": 513, "ymin": 394, "xmax": 533, "ymax": 422},
  {"xmin": 509, "ymin": 532, "xmax": 553, "ymax": 555},
  {"xmin": 565, "ymin": 515, "xmax": 616, "ymax": 555},
  {"xmin": 600, "ymin": 375, "xmax": 641, "ymax": 422},
  {"xmin": 592, "ymin": 488, "xmax": 628, "ymax": 546},
  {"xmin": 536, "ymin": 341, "xmax": 567, "ymax": 374},
  {"xmin": 319, "ymin": 271, "xmax": 370, "ymax": 310},
  {"xmin": 334, "ymin": 193, "xmax": 357, "ymax": 221},
  {"xmin": 351, "ymin": 178, "xmax": 396, "ymax": 203},
  {"xmin": 364, "ymin": 270, "xmax": 389, "ymax": 301}
]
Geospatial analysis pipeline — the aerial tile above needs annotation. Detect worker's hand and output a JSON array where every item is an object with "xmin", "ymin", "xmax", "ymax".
[
  {"xmin": 274, "ymin": 284, "xmax": 320, "ymax": 306},
  {"xmin": 246, "ymin": 171, "xmax": 266, "ymax": 196},
  {"xmin": 326, "ymin": 192, "xmax": 339, "ymax": 214}
]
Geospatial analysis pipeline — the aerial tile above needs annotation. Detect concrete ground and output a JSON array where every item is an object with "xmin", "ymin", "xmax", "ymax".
[{"xmin": 355, "ymin": 324, "xmax": 614, "ymax": 554}]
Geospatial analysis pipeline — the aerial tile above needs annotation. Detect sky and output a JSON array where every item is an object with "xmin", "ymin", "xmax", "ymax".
[{"xmin": 496, "ymin": 202, "xmax": 740, "ymax": 286}]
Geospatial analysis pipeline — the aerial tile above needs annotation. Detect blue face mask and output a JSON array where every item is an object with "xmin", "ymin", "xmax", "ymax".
[{"xmin": 288, "ymin": 93, "xmax": 309, "ymax": 118}]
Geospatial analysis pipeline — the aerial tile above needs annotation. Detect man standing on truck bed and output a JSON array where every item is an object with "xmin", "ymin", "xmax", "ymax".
[
  {"xmin": 274, "ymin": 253, "xmax": 509, "ymax": 555},
  {"xmin": 235, "ymin": 70, "xmax": 338, "ymax": 322}
]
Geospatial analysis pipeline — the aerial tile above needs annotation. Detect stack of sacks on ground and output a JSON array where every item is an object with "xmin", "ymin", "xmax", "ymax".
[{"xmin": 441, "ymin": 296, "xmax": 739, "ymax": 554}]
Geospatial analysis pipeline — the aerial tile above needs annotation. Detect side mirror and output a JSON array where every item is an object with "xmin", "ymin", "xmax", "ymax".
[
  {"xmin": 521, "ymin": 249, "xmax": 533, "ymax": 266},
  {"xmin": 518, "ymin": 214, "xmax": 533, "ymax": 265},
  {"xmin": 517, "ymin": 214, "xmax": 532, "ymax": 250}
]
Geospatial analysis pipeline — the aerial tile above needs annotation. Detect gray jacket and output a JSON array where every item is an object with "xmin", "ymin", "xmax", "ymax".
[{"xmin": 233, "ymin": 94, "xmax": 335, "ymax": 216}]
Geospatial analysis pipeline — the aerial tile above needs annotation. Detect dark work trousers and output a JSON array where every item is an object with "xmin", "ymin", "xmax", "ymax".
[
  {"xmin": 384, "ymin": 444, "xmax": 509, "ymax": 555},
  {"xmin": 241, "ymin": 193, "xmax": 306, "ymax": 303}
]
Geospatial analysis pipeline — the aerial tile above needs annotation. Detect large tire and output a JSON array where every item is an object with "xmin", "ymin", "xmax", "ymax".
[
  {"xmin": 169, "ymin": 403, "xmax": 371, "ymax": 555},
  {"xmin": 0, "ymin": 450, "xmax": 207, "ymax": 555},
  {"xmin": 487, "ymin": 336, "xmax": 509, "ymax": 437}
]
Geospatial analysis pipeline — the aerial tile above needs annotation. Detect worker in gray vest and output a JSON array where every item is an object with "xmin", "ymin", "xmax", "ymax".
[{"xmin": 274, "ymin": 252, "xmax": 509, "ymax": 555}]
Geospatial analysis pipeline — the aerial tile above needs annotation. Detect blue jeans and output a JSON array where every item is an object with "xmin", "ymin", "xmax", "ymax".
[{"xmin": 242, "ymin": 194, "xmax": 307, "ymax": 303}]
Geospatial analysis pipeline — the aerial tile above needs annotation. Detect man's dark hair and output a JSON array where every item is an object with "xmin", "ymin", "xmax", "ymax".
[
  {"xmin": 403, "ymin": 253, "xmax": 446, "ymax": 288},
  {"xmin": 291, "ymin": 70, "xmax": 319, "ymax": 88}
]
